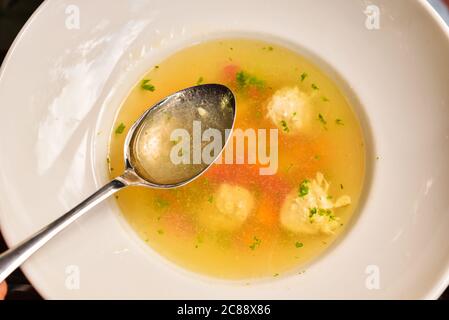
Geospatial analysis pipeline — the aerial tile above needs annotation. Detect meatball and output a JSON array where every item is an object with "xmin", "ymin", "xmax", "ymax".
[
  {"xmin": 266, "ymin": 86, "xmax": 312, "ymax": 134},
  {"xmin": 198, "ymin": 183, "xmax": 255, "ymax": 231},
  {"xmin": 280, "ymin": 172, "xmax": 351, "ymax": 235}
]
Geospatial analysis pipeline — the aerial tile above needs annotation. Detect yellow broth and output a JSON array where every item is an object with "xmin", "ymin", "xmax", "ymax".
[{"xmin": 108, "ymin": 39, "xmax": 365, "ymax": 279}]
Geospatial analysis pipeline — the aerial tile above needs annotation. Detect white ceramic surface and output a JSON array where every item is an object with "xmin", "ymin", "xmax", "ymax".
[{"xmin": 0, "ymin": 0, "xmax": 448, "ymax": 299}]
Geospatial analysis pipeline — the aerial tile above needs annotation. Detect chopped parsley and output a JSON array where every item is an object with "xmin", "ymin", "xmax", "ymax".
[
  {"xmin": 309, "ymin": 207, "xmax": 317, "ymax": 218},
  {"xmin": 115, "ymin": 123, "xmax": 126, "ymax": 134},
  {"xmin": 300, "ymin": 72, "xmax": 308, "ymax": 82},
  {"xmin": 195, "ymin": 235, "xmax": 204, "ymax": 249},
  {"xmin": 311, "ymin": 83, "xmax": 319, "ymax": 90},
  {"xmin": 335, "ymin": 118, "xmax": 344, "ymax": 125},
  {"xmin": 318, "ymin": 113, "xmax": 327, "ymax": 125},
  {"xmin": 322, "ymin": 96, "xmax": 329, "ymax": 102},
  {"xmin": 249, "ymin": 236, "xmax": 262, "ymax": 250},
  {"xmin": 295, "ymin": 242, "xmax": 304, "ymax": 248},
  {"xmin": 141, "ymin": 79, "xmax": 155, "ymax": 91},
  {"xmin": 318, "ymin": 208, "xmax": 331, "ymax": 216},
  {"xmin": 314, "ymin": 208, "xmax": 335, "ymax": 221},
  {"xmin": 154, "ymin": 198, "xmax": 170, "ymax": 209},
  {"xmin": 298, "ymin": 180, "xmax": 310, "ymax": 198},
  {"xmin": 208, "ymin": 195, "xmax": 214, "ymax": 203},
  {"xmin": 236, "ymin": 71, "xmax": 265, "ymax": 90},
  {"xmin": 340, "ymin": 184, "xmax": 344, "ymax": 190},
  {"xmin": 157, "ymin": 229, "xmax": 164, "ymax": 235},
  {"xmin": 172, "ymin": 137, "xmax": 182, "ymax": 145},
  {"xmin": 196, "ymin": 76, "xmax": 204, "ymax": 85},
  {"xmin": 280, "ymin": 120, "xmax": 289, "ymax": 132}
]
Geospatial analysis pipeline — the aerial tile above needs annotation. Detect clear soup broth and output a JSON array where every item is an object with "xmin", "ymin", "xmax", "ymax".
[{"xmin": 108, "ymin": 39, "xmax": 365, "ymax": 279}]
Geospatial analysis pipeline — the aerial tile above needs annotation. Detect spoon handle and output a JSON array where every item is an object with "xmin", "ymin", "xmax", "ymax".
[{"xmin": 0, "ymin": 178, "xmax": 127, "ymax": 283}]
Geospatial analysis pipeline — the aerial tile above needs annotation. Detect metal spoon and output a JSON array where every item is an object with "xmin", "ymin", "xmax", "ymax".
[{"xmin": 0, "ymin": 84, "xmax": 236, "ymax": 283}]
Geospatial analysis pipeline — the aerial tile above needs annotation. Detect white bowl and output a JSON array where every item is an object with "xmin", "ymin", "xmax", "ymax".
[{"xmin": 0, "ymin": 0, "xmax": 448, "ymax": 299}]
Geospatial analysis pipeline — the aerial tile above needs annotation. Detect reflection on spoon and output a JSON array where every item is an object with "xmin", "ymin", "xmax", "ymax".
[{"xmin": 129, "ymin": 84, "xmax": 235, "ymax": 186}]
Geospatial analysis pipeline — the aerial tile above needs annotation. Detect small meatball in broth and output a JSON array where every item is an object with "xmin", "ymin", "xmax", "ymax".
[
  {"xmin": 280, "ymin": 172, "xmax": 351, "ymax": 235},
  {"xmin": 198, "ymin": 183, "xmax": 255, "ymax": 231},
  {"xmin": 267, "ymin": 87, "xmax": 312, "ymax": 134}
]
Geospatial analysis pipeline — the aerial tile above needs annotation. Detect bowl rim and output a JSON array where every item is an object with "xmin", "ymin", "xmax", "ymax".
[{"xmin": 0, "ymin": 0, "xmax": 449, "ymax": 300}]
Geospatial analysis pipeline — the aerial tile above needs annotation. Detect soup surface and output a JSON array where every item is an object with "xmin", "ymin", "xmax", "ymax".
[{"xmin": 108, "ymin": 39, "xmax": 365, "ymax": 279}]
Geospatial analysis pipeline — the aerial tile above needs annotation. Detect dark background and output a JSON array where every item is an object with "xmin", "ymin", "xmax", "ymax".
[{"xmin": 0, "ymin": 0, "xmax": 448, "ymax": 300}]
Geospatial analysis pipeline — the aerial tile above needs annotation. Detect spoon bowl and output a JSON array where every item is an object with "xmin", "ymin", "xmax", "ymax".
[{"xmin": 123, "ymin": 84, "xmax": 235, "ymax": 187}]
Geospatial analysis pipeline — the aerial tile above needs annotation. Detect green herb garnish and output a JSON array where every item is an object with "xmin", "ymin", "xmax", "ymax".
[
  {"xmin": 309, "ymin": 207, "xmax": 317, "ymax": 218},
  {"xmin": 300, "ymin": 72, "xmax": 308, "ymax": 82},
  {"xmin": 298, "ymin": 180, "xmax": 310, "ymax": 197},
  {"xmin": 155, "ymin": 198, "xmax": 170, "ymax": 209},
  {"xmin": 141, "ymin": 79, "xmax": 155, "ymax": 91},
  {"xmin": 196, "ymin": 76, "xmax": 204, "ymax": 85},
  {"xmin": 318, "ymin": 208, "xmax": 330, "ymax": 216},
  {"xmin": 311, "ymin": 83, "xmax": 319, "ymax": 90},
  {"xmin": 115, "ymin": 123, "xmax": 126, "ymax": 134},
  {"xmin": 172, "ymin": 137, "xmax": 182, "ymax": 145},
  {"xmin": 295, "ymin": 242, "xmax": 304, "ymax": 248},
  {"xmin": 318, "ymin": 113, "xmax": 327, "ymax": 125},
  {"xmin": 249, "ymin": 236, "xmax": 262, "ymax": 250},
  {"xmin": 335, "ymin": 118, "xmax": 344, "ymax": 125},
  {"xmin": 280, "ymin": 120, "xmax": 289, "ymax": 132},
  {"xmin": 236, "ymin": 71, "xmax": 265, "ymax": 89}
]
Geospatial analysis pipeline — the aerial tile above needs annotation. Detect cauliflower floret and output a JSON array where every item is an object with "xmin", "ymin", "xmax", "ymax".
[
  {"xmin": 280, "ymin": 172, "xmax": 351, "ymax": 235},
  {"xmin": 198, "ymin": 183, "xmax": 255, "ymax": 231},
  {"xmin": 267, "ymin": 86, "xmax": 311, "ymax": 134}
]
